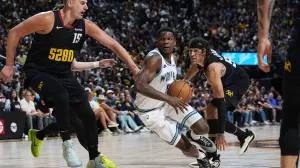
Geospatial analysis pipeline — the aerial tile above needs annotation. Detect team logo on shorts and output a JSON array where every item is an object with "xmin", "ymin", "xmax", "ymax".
[
  {"xmin": 284, "ymin": 60, "xmax": 291, "ymax": 72},
  {"xmin": 226, "ymin": 90, "xmax": 234, "ymax": 97},
  {"xmin": 38, "ymin": 81, "xmax": 43, "ymax": 90}
]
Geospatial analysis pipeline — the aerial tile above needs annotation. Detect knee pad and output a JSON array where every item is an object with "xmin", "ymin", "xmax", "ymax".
[{"xmin": 279, "ymin": 128, "xmax": 300, "ymax": 156}]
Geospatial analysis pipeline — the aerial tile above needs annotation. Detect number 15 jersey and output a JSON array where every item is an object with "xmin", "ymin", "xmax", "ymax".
[{"xmin": 24, "ymin": 10, "xmax": 86, "ymax": 77}]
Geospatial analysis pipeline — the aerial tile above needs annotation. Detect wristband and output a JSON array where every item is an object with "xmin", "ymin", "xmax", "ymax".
[
  {"xmin": 211, "ymin": 98, "xmax": 227, "ymax": 133},
  {"xmin": 92, "ymin": 61, "xmax": 100, "ymax": 68}
]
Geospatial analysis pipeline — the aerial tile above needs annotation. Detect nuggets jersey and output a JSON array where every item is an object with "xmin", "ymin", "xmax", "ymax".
[
  {"xmin": 134, "ymin": 48, "xmax": 177, "ymax": 111},
  {"xmin": 203, "ymin": 49, "xmax": 245, "ymax": 88},
  {"xmin": 24, "ymin": 10, "xmax": 86, "ymax": 77}
]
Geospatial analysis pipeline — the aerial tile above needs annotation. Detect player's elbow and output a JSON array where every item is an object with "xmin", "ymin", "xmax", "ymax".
[
  {"xmin": 133, "ymin": 81, "xmax": 144, "ymax": 93},
  {"xmin": 133, "ymin": 83, "xmax": 142, "ymax": 93},
  {"xmin": 8, "ymin": 28, "xmax": 21, "ymax": 40}
]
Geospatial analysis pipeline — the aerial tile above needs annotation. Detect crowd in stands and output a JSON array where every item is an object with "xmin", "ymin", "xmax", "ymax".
[{"xmin": 0, "ymin": 0, "xmax": 294, "ymax": 136}]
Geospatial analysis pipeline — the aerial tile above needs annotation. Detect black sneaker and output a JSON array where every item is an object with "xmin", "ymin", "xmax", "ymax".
[
  {"xmin": 210, "ymin": 154, "xmax": 221, "ymax": 168},
  {"xmin": 186, "ymin": 130, "xmax": 217, "ymax": 153},
  {"xmin": 238, "ymin": 129, "xmax": 256, "ymax": 156},
  {"xmin": 197, "ymin": 157, "xmax": 212, "ymax": 168},
  {"xmin": 189, "ymin": 154, "xmax": 221, "ymax": 168}
]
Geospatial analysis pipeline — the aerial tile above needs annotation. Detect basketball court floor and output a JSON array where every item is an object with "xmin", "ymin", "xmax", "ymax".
[{"xmin": 0, "ymin": 125, "xmax": 296, "ymax": 168}]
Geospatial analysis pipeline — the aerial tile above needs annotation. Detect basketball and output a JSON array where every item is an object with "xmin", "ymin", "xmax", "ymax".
[{"xmin": 167, "ymin": 80, "xmax": 193, "ymax": 103}]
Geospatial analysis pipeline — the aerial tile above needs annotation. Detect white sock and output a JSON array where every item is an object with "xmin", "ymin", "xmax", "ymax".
[
  {"xmin": 191, "ymin": 130, "xmax": 201, "ymax": 140},
  {"xmin": 198, "ymin": 150, "xmax": 206, "ymax": 159}
]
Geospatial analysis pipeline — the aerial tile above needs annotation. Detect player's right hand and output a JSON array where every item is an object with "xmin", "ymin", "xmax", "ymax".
[
  {"xmin": 0, "ymin": 65, "xmax": 14, "ymax": 84},
  {"xmin": 166, "ymin": 96, "xmax": 188, "ymax": 114},
  {"xmin": 257, "ymin": 38, "xmax": 272, "ymax": 73}
]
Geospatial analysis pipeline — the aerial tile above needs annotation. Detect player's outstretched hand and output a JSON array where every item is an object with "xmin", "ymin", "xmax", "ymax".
[
  {"xmin": 99, "ymin": 59, "xmax": 117, "ymax": 68},
  {"xmin": 216, "ymin": 133, "xmax": 228, "ymax": 151},
  {"xmin": 166, "ymin": 96, "xmax": 188, "ymax": 114},
  {"xmin": 257, "ymin": 38, "xmax": 272, "ymax": 73},
  {"xmin": 0, "ymin": 65, "xmax": 14, "ymax": 84}
]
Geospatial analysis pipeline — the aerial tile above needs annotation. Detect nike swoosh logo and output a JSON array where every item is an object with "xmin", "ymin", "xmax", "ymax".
[{"xmin": 56, "ymin": 26, "xmax": 63, "ymax": 29}]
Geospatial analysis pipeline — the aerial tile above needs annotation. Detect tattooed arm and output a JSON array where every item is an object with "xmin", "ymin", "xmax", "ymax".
[
  {"xmin": 256, "ymin": 0, "xmax": 275, "ymax": 73},
  {"xmin": 257, "ymin": 0, "xmax": 275, "ymax": 38}
]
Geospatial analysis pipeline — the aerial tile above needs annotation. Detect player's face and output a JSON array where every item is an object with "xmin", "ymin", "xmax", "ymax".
[
  {"xmin": 156, "ymin": 32, "xmax": 176, "ymax": 54},
  {"xmin": 189, "ymin": 48, "xmax": 206, "ymax": 65},
  {"xmin": 70, "ymin": 0, "xmax": 88, "ymax": 19}
]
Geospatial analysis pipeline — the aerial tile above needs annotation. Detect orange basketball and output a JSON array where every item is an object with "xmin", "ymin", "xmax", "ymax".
[{"xmin": 167, "ymin": 80, "xmax": 193, "ymax": 103}]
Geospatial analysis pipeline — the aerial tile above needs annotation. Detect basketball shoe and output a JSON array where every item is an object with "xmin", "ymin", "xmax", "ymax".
[
  {"xmin": 87, "ymin": 154, "xmax": 116, "ymax": 168},
  {"xmin": 238, "ymin": 129, "xmax": 256, "ymax": 156},
  {"xmin": 62, "ymin": 140, "xmax": 82, "ymax": 167},
  {"xmin": 28, "ymin": 129, "xmax": 44, "ymax": 157},
  {"xmin": 190, "ymin": 154, "xmax": 220, "ymax": 168},
  {"xmin": 197, "ymin": 149, "xmax": 212, "ymax": 168},
  {"xmin": 186, "ymin": 130, "xmax": 217, "ymax": 153}
]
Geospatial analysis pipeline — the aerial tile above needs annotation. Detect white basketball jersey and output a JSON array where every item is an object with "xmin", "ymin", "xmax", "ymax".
[{"xmin": 134, "ymin": 48, "xmax": 177, "ymax": 111}]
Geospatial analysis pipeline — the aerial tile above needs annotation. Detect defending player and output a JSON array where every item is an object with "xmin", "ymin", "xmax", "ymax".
[
  {"xmin": 256, "ymin": 0, "xmax": 300, "ymax": 167},
  {"xmin": 134, "ymin": 27, "xmax": 215, "ymax": 168},
  {"xmin": 0, "ymin": 1, "xmax": 139, "ymax": 167},
  {"xmin": 185, "ymin": 37, "xmax": 255, "ymax": 168}
]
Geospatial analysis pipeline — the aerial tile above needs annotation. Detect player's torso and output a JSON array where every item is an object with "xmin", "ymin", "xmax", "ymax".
[
  {"xmin": 203, "ymin": 49, "xmax": 238, "ymax": 87},
  {"xmin": 134, "ymin": 48, "xmax": 177, "ymax": 111},
  {"xmin": 24, "ymin": 10, "xmax": 86, "ymax": 77}
]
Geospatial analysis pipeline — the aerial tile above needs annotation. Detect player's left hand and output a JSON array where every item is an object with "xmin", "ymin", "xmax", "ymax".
[
  {"xmin": 99, "ymin": 59, "xmax": 117, "ymax": 68},
  {"xmin": 216, "ymin": 133, "xmax": 228, "ymax": 151},
  {"xmin": 257, "ymin": 38, "xmax": 272, "ymax": 73}
]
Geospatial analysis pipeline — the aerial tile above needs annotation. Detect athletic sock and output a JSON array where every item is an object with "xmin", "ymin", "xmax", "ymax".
[
  {"xmin": 225, "ymin": 121, "xmax": 247, "ymax": 141},
  {"xmin": 60, "ymin": 130, "xmax": 71, "ymax": 142},
  {"xmin": 88, "ymin": 145, "xmax": 100, "ymax": 160},
  {"xmin": 36, "ymin": 130, "xmax": 46, "ymax": 140}
]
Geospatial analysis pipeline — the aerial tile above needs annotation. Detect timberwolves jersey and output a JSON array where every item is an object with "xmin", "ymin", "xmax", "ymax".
[
  {"xmin": 203, "ymin": 49, "xmax": 244, "ymax": 88},
  {"xmin": 24, "ymin": 10, "xmax": 86, "ymax": 77},
  {"xmin": 134, "ymin": 48, "xmax": 177, "ymax": 111}
]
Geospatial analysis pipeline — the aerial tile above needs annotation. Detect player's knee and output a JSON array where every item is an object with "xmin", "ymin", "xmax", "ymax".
[
  {"xmin": 191, "ymin": 118, "xmax": 209, "ymax": 135},
  {"xmin": 279, "ymin": 128, "xmax": 300, "ymax": 156}
]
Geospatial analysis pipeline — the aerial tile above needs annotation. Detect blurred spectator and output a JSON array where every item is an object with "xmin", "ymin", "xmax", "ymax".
[
  {"xmin": 5, "ymin": 89, "xmax": 20, "ymax": 112},
  {"xmin": 87, "ymin": 90, "xmax": 119, "ymax": 133},
  {"xmin": 20, "ymin": 90, "xmax": 44, "ymax": 130},
  {"xmin": 121, "ymin": 93, "xmax": 144, "ymax": 127}
]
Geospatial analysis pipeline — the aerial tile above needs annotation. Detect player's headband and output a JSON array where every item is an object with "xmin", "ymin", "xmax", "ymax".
[{"xmin": 189, "ymin": 42, "xmax": 205, "ymax": 49}]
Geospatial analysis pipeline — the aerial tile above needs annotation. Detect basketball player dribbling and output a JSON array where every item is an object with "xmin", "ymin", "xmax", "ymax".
[
  {"xmin": 134, "ymin": 27, "xmax": 215, "ymax": 168},
  {"xmin": 0, "ymin": 0, "xmax": 139, "ymax": 168},
  {"xmin": 256, "ymin": 0, "xmax": 300, "ymax": 167},
  {"xmin": 185, "ymin": 37, "xmax": 255, "ymax": 168}
]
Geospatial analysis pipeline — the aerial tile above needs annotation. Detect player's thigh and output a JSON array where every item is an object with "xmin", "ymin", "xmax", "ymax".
[
  {"xmin": 279, "ymin": 103, "xmax": 300, "ymax": 155},
  {"xmin": 29, "ymin": 73, "xmax": 69, "ymax": 102},
  {"xmin": 138, "ymin": 109, "xmax": 181, "ymax": 146},
  {"xmin": 224, "ymin": 86, "xmax": 240, "ymax": 111},
  {"xmin": 165, "ymin": 104, "xmax": 202, "ymax": 128},
  {"xmin": 62, "ymin": 75, "xmax": 87, "ymax": 103}
]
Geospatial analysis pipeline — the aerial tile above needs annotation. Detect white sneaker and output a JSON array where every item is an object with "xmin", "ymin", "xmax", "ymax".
[
  {"xmin": 133, "ymin": 126, "xmax": 144, "ymax": 132},
  {"xmin": 125, "ymin": 128, "xmax": 134, "ymax": 133},
  {"xmin": 107, "ymin": 122, "xmax": 119, "ymax": 128},
  {"xmin": 103, "ymin": 129, "xmax": 112, "ymax": 134},
  {"xmin": 62, "ymin": 140, "xmax": 82, "ymax": 167},
  {"xmin": 86, "ymin": 155, "xmax": 108, "ymax": 168}
]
